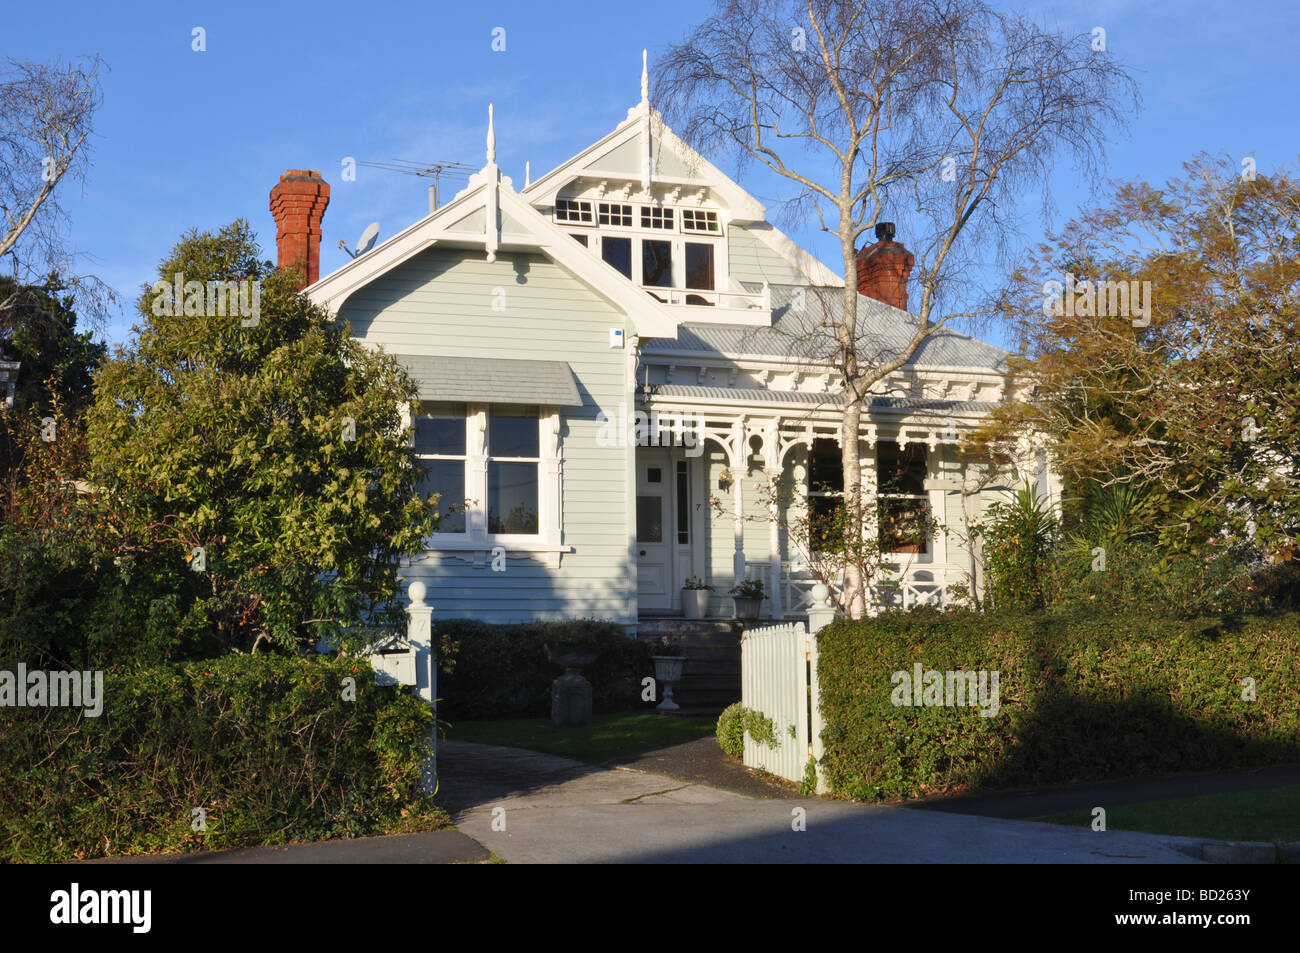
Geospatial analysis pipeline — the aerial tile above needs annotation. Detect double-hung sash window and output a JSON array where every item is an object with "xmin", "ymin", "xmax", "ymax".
[
  {"xmin": 487, "ymin": 407, "xmax": 540, "ymax": 535},
  {"xmin": 877, "ymin": 442, "xmax": 932, "ymax": 554},
  {"xmin": 415, "ymin": 403, "xmax": 469, "ymax": 533},
  {"xmin": 807, "ymin": 438, "xmax": 846, "ymax": 552}
]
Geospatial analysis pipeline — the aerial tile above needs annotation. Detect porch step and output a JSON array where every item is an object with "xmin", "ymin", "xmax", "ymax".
[{"xmin": 637, "ymin": 620, "xmax": 742, "ymax": 715}]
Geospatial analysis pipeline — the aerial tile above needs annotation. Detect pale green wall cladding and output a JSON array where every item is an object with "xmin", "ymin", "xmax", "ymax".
[
  {"xmin": 340, "ymin": 246, "xmax": 634, "ymax": 625},
  {"xmin": 727, "ymin": 225, "xmax": 809, "ymax": 285}
]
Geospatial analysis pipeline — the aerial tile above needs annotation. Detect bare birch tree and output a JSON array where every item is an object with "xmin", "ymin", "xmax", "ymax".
[
  {"xmin": 655, "ymin": 0, "xmax": 1138, "ymax": 615},
  {"xmin": 0, "ymin": 56, "xmax": 110, "ymax": 334}
]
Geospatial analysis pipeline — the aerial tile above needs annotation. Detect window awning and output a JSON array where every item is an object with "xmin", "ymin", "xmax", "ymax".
[{"xmin": 397, "ymin": 354, "xmax": 582, "ymax": 407}]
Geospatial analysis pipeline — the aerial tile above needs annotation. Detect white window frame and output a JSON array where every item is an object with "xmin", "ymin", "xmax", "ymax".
[
  {"xmin": 597, "ymin": 202, "xmax": 634, "ymax": 228},
  {"xmin": 583, "ymin": 197, "xmax": 731, "ymax": 301},
  {"xmin": 408, "ymin": 401, "xmax": 566, "ymax": 567},
  {"xmin": 554, "ymin": 198, "xmax": 594, "ymax": 225},
  {"xmin": 681, "ymin": 208, "xmax": 722, "ymax": 235}
]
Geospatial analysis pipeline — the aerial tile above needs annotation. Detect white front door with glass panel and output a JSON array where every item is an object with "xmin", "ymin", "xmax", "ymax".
[{"xmin": 636, "ymin": 451, "xmax": 673, "ymax": 610}]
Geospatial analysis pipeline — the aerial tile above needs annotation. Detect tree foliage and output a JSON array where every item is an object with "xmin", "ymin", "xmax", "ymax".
[
  {"xmin": 979, "ymin": 153, "xmax": 1300, "ymax": 557},
  {"xmin": 84, "ymin": 220, "xmax": 436, "ymax": 655}
]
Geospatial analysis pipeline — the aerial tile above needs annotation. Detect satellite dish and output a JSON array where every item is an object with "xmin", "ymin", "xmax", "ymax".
[
  {"xmin": 338, "ymin": 222, "xmax": 382, "ymax": 259},
  {"xmin": 356, "ymin": 222, "xmax": 380, "ymax": 255}
]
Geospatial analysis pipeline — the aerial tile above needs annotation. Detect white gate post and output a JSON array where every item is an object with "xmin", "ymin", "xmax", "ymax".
[
  {"xmin": 806, "ymin": 583, "xmax": 834, "ymax": 795},
  {"xmin": 807, "ymin": 582, "xmax": 835, "ymax": 635},
  {"xmin": 406, "ymin": 580, "xmax": 438, "ymax": 794}
]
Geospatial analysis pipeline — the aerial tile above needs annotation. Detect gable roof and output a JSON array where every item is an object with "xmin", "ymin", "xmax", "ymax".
[
  {"xmin": 642, "ymin": 284, "xmax": 1008, "ymax": 372},
  {"xmin": 306, "ymin": 166, "xmax": 679, "ymax": 339},
  {"xmin": 520, "ymin": 102, "xmax": 842, "ymax": 288}
]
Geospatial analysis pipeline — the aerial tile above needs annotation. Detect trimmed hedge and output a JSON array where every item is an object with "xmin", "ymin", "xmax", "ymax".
[
  {"xmin": 816, "ymin": 610, "xmax": 1300, "ymax": 801},
  {"xmin": 0, "ymin": 654, "xmax": 437, "ymax": 862},
  {"xmin": 436, "ymin": 619, "xmax": 651, "ymax": 720}
]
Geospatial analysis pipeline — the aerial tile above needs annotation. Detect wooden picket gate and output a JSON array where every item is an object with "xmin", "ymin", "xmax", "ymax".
[{"xmin": 740, "ymin": 618, "xmax": 828, "ymax": 793}]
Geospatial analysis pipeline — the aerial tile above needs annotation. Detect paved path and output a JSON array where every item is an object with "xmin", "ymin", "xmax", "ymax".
[{"xmin": 438, "ymin": 741, "xmax": 1205, "ymax": 863}]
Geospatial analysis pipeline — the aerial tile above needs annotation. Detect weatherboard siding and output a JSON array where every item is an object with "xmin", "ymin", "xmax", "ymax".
[
  {"xmin": 340, "ymin": 246, "xmax": 635, "ymax": 625},
  {"xmin": 727, "ymin": 225, "xmax": 809, "ymax": 286}
]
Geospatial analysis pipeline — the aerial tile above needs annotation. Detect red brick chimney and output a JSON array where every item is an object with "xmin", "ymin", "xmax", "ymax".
[
  {"xmin": 269, "ymin": 169, "xmax": 330, "ymax": 289},
  {"xmin": 855, "ymin": 222, "xmax": 914, "ymax": 312}
]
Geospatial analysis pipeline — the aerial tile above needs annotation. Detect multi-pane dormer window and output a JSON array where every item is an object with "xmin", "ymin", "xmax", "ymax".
[
  {"xmin": 681, "ymin": 209, "xmax": 721, "ymax": 233},
  {"xmin": 555, "ymin": 198, "xmax": 593, "ymax": 224},
  {"xmin": 552, "ymin": 192, "xmax": 728, "ymax": 305},
  {"xmin": 598, "ymin": 202, "xmax": 633, "ymax": 227},
  {"xmin": 641, "ymin": 206, "xmax": 674, "ymax": 229}
]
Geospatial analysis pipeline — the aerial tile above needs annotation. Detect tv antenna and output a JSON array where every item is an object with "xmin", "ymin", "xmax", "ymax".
[
  {"xmin": 355, "ymin": 158, "xmax": 477, "ymax": 213},
  {"xmin": 338, "ymin": 221, "xmax": 381, "ymax": 259}
]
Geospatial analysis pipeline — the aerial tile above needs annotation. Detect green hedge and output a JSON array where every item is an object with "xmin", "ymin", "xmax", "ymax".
[
  {"xmin": 0, "ymin": 654, "xmax": 437, "ymax": 862},
  {"xmin": 436, "ymin": 618, "xmax": 651, "ymax": 720},
  {"xmin": 816, "ymin": 610, "xmax": 1300, "ymax": 801}
]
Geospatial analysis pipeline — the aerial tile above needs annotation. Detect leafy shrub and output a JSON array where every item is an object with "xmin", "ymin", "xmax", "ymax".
[
  {"xmin": 982, "ymin": 483, "xmax": 1059, "ymax": 610},
  {"xmin": 815, "ymin": 610, "xmax": 1300, "ymax": 801},
  {"xmin": 435, "ymin": 619, "xmax": 651, "ymax": 719},
  {"xmin": 716, "ymin": 702, "xmax": 745, "ymax": 758},
  {"xmin": 0, "ymin": 654, "xmax": 438, "ymax": 862}
]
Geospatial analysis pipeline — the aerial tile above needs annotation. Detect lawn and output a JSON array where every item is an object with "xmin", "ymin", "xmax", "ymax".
[
  {"xmin": 444, "ymin": 711, "xmax": 718, "ymax": 763},
  {"xmin": 1033, "ymin": 785, "xmax": 1300, "ymax": 843}
]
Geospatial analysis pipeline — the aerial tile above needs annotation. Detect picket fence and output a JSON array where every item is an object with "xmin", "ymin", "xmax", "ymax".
[{"xmin": 740, "ymin": 587, "xmax": 835, "ymax": 793}]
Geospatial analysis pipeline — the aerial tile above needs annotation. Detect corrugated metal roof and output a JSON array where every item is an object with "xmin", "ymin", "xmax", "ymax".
[
  {"xmin": 397, "ymin": 355, "xmax": 582, "ymax": 406},
  {"xmin": 643, "ymin": 284, "xmax": 1009, "ymax": 371},
  {"xmin": 643, "ymin": 383, "xmax": 994, "ymax": 414}
]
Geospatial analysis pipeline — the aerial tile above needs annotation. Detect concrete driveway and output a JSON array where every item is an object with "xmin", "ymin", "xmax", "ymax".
[{"xmin": 437, "ymin": 741, "xmax": 1206, "ymax": 864}]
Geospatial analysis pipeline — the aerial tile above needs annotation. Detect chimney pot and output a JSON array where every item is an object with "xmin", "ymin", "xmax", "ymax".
[{"xmin": 270, "ymin": 169, "xmax": 330, "ymax": 289}]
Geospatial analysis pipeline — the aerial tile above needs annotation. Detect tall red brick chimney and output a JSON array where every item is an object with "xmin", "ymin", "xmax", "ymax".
[
  {"xmin": 269, "ymin": 169, "xmax": 330, "ymax": 289},
  {"xmin": 855, "ymin": 222, "xmax": 914, "ymax": 312}
]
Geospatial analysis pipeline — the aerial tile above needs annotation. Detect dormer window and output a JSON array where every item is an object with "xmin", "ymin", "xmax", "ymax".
[
  {"xmin": 681, "ymin": 209, "xmax": 721, "ymax": 234},
  {"xmin": 641, "ymin": 206, "xmax": 674, "ymax": 229},
  {"xmin": 555, "ymin": 198, "xmax": 593, "ymax": 224},
  {"xmin": 598, "ymin": 202, "xmax": 633, "ymax": 227}
]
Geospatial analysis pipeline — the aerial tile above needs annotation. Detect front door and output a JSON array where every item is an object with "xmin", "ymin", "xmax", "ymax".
[{"xmin": 636, "ymin": 451, "xmax": 673, "ymax": 610}]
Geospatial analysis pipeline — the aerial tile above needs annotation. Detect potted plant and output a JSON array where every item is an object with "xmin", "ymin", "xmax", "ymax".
[
  {"xmin": 649, "ymin": 634, "xmax": 686, "ymax": 711},
  {"xmin": 680, "ymin": 576, "xmax": 713, "ymax": 619},
  {"xmin": 730, "ymin": 578, "xmax": 765, "ymax": 621}
]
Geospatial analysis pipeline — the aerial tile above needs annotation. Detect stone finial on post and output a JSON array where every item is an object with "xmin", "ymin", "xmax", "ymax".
[{"xmin": 807, "ymin": 583, "xmax": 836, "ymax": 635}]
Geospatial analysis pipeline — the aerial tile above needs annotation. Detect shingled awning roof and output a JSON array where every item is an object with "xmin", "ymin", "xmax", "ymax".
[{"xmin": 397, "ymin": 355, "xmax": 582, "ymax": 406}]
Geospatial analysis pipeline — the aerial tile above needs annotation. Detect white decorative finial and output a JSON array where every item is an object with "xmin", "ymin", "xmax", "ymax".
[
  {"xmin": 641, "ymin": 49, "xmax": 649, "ymax": 105},
  {"xmin": 486, "ymin": 103, "xmax": 496, "ymax": 164},
  {"xmin": 525, "ymin": 160, "xmax": 530, "ymax": 188}
]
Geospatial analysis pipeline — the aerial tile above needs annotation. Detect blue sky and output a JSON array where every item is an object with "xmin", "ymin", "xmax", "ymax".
[{"xmin": 6, "ymin": 0, "xmax": 1297, "ymax": 347}]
